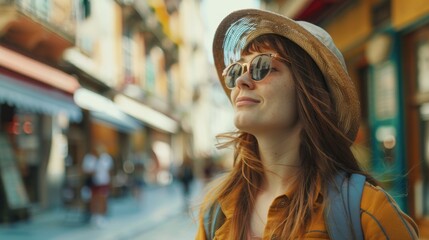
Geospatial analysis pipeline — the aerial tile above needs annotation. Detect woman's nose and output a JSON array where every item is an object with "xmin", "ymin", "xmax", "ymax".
[{"xmin": 235, "ymin": 70, "xmax": 255, "ymax": 90}]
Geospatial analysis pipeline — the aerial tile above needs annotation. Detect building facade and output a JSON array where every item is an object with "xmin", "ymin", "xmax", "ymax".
[
  {"xmin": 0, "ymin": 0, "xmax": 81, "ymax": 222},
  {"xmin": 0, "ymin": 0, "xmax": 186, "ymax": 222}
]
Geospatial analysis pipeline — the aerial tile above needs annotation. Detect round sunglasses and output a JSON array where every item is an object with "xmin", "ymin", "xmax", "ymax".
[{"xmin": 222, "ymin": 53, "xmax": 289, "ymax": 89}]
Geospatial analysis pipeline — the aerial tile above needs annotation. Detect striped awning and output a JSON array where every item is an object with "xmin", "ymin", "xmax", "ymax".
[{"xmin": 0, "ymin": 73, "xmax": 82, "ymax": 122}]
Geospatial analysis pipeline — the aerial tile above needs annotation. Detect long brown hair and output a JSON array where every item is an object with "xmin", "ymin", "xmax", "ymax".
[{"xmin": 201, "ymin": 34, "xmax": 375, "ymax": 239}]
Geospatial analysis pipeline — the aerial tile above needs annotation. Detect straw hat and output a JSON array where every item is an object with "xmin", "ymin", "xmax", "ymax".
[{"xmin": 212, "ymin": 9, "xmax": 360, "ymax": 142}]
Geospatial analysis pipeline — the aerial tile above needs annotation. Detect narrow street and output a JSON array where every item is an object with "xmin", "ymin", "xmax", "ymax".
[
  {"xmin": 128, "ymin": 211, "xmax": 198, "ymax": 240},
  {"xmin": 0, "ymin": 180, "xmax": 204, "ymax": 240}
]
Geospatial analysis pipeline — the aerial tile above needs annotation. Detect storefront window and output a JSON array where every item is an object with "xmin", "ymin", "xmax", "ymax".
[
  {"xmin": 418, "ymin": 37, "xmax": 429, "ymax": 218},
  {"xmin": 0, "ymin": 104, "xmax": 30, "ymax": 213},
  {"xmin": 10, "ymin": 111, "xmax": 41, "ymax": 203},
  {"xmin": 404, "ymin": 21, "xmax": 429, "ymax": 235},
  {"xmin": 417, "ymin": 41, "xmax": 429, "ymax": 93},
  {"xmin": 420, "ymin": 104, "xmax": 429, "ymax": 216}
]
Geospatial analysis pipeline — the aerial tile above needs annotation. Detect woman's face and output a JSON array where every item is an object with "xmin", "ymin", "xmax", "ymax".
[{"xmin": 230, "ymin": 50, "xmax": 300, "ymax": 136}]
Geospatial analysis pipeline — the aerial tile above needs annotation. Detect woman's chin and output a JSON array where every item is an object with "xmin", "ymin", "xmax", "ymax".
[{"xmin": 234, "ymin": 122, "xmax": 260, "ymax": 134}]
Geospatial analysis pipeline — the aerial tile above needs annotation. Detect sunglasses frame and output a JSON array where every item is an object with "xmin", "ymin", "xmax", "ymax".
[{"xmin": 222, "ymin": 53, "xmax": 289, "ymax": 89}]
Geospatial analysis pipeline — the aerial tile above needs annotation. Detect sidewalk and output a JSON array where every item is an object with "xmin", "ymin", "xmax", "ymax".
[
  {"xmin": 129, "ymin": 211, "xmax": 199, "ymax": 240},
  {"xmin": 0, "ymin": 180, "xmax": 204, "ymax": 240}
]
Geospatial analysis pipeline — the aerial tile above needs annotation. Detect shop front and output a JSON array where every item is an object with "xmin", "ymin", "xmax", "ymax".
[
  {"xmin": 114, "ymin": 94, "xmax": 180, "ymax": 186},
  {"xmin": 366, "ymin": 32, "xmax": 407, "ymax": 209},
  {"xmin": 67, "ymin": 88, "xmax": 141, "ymax": 200},
  {"xmin": 0, "ymin": 47, "xmax": 81, "ymax": 223},
  {"xmin": 402, "ymin": 19, "xmax": 429, "ymax": 237}
]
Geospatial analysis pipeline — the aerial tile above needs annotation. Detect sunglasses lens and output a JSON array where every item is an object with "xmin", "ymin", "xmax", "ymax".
[
  {"xmin": 225, "ymin": 63, "xmax": 242, "ymax": 88},
  {"xmin": 250, "ymin": 55, "xmax": 272, "ymax": 81}
]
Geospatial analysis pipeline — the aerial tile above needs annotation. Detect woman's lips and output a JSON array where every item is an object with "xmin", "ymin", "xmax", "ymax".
[{"xmin": 235, "ymin": 96, "xmax": 260, "ymax": 107}]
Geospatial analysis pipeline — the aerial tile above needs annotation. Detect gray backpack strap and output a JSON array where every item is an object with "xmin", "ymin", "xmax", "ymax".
[
  {"xmin": 325, "ymin": 172, "xmax": 366, "ymax": 240},
  {"xmin": 203, "ymin": 202, "xmax": 225, "ymax": 240}
]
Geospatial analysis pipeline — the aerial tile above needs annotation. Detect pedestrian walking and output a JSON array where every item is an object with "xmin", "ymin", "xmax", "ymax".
[
  {"xmin": 82, "ymin": 143, "xmax": 113, "ymax": 227},
  {"xmin": 177, "ymin": 156, "xmax": 194, "ymax": 211},
  {"xmin": 129, "ymin": 151, "xmax": 146, "ymax": 203},
  {"xmin": 196, "ymin": 9, "xmax": 419, "ymax": 240}
]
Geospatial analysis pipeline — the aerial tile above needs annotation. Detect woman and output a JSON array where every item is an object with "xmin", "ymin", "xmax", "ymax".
[{"xmin": 195, "ymin": 9, "xmax": 419, "ymax": 240}]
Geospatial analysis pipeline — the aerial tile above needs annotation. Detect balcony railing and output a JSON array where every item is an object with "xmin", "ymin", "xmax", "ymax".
[{"xmin": 12, "ymin": 0, "xmax": 78, "ymax": 39}]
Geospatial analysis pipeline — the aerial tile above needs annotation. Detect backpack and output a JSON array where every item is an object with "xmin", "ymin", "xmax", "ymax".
[{"xmin": 203, "ymin": 173, "xmax": 366, "ymax": 240}]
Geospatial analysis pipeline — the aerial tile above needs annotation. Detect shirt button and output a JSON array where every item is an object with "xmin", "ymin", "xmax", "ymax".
[{"xmin": 271, "ymin": 234, "xmax": 278, "ymax": 240}]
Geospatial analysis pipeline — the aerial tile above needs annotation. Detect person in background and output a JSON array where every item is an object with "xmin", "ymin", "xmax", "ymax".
[
  {"xmin": 129, "ymin": 151, "xmax": 146, "ymax": 203},
  {"xmin": 81, "ymin": 150, "xmax": 95, "ymax": 223},
  {"xmin": 195, "ymin": 9, "xmax": 419, "ymax": 239},
  {"xmin": 203, "ymin": 156, "xmax": 216, "ymax": 184},
  {"xmin": 177, "ymin": 156, "xmax": 194, "ymax": 211},
  {"xmin": 82, "ymin": 143, "xmax": 113, "ymax": 227}
]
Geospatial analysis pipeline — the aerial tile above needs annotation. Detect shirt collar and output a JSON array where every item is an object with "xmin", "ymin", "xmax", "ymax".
[{"xmin": 218, "ymin": 175, "xmax": 324, "ymax": 219}]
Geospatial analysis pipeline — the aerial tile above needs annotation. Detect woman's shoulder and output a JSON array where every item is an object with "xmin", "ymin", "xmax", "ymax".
[
  {"xmin": 360, "ymin": 182, "xmax": 410, "ymax": 214},
  {"xmin": 361, "ymin": 182, "xmax": 395, "ymax": 209},
  {"xmin": 360, "ymin": 182, "xmax": 419, "ymax": 239}
]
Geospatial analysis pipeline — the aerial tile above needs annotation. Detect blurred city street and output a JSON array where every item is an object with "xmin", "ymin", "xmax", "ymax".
[
  {"xmin": 1, "ymin": 0, "xmax": 429, "ymax": 238},
  {"xmin": 0, "ymin": 180, "xmax": 204, "ymax": 240}
]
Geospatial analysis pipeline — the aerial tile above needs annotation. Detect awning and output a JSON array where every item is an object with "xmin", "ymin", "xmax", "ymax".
[
  {"xmin": 0, "ymin": 46, "xmax": 80, "ymax": 94},
  {"xmin": 114, "ymin": 94, "xmax": 179, "ymax": 134},
  {"xmin": 74, "ymin": 88, "xmax": 141, "ymax": 133},
  {"xmin": 0, "ymin": 73, "xmax": 82, "ymax": 122}
]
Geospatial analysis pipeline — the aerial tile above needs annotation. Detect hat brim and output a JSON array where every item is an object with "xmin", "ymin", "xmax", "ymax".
[{"xmin": 212, "ymin": 9, "xmax": 360, "ymax": 142}]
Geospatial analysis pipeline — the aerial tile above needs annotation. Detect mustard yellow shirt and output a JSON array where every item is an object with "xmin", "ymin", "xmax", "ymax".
[{"xmin": 195, "ymin": 182, "xmax": 419, "ymax": 239}]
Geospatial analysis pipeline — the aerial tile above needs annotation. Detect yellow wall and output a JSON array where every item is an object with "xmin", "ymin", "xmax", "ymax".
[
  {"xmin": 325, "ymin": 0, "xmax": 372, "ymax": 52},
  {"xmin": 326, "ymin": 0, "xmax": 429, "ymax": 52},
  {"xmin": 114, "ymin": 2, "xmax": 124, "ymax": 88},
  {"xmin": 392, "ymin": 0, "xmax": 429, "ymax": 29},
  {"xmin": 91, "ymin": 122, "xmax": 119, "ymax": 157}
]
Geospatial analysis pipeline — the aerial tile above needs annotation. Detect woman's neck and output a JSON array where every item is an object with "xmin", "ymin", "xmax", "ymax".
[{"xmin": 255, "ymin": 125, "xmax": 302, "ymax": 195}]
